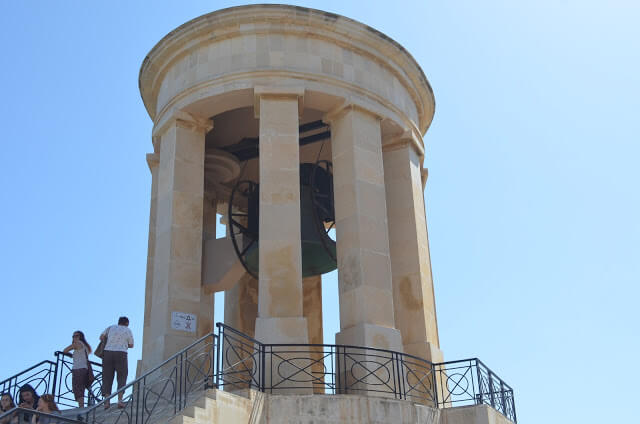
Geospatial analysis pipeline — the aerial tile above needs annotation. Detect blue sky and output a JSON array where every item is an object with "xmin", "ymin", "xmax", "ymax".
[{"xmin": 1, "ymin": 1, "xmax": 638, "ymax": 422}]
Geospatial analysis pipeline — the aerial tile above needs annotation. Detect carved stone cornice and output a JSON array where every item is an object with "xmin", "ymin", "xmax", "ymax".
[
  {"xmin": 323, "ymin": 102, "xmax": 383, "ymax": 125},
  {"xmin": 381, "ymin": 129, "xmax": 425, "ymax": 158},
  {"xmin": 152, "ymin": 110, "xmax": 213, "ymax": 138},
  {"xmin": 139, "ymin": 5, "xmax": 434, "ymax": 133},
  {"xmin": 146, "ymin": 153, "xmax": 159, "ymax": 172}
]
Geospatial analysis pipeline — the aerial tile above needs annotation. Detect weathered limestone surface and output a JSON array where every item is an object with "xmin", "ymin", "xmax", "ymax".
[
  {"xmin": 440, "ymin": 404, "xmax": 513, "ymax": 424},
  {"xmin": 146, "ymin": 112, "xmax": 211, "ymax": 368},
  {"xmin": 254, "ymin": 89, "xmax": 310, "ymax": 394},
  {"xmin": 139, "ymin": 5, "xmax": 439, "ymax": 380},
  {"xmin": 140, "ymin": 152, "xmax": 159, "ymax": 375},
  {"xmin": 224, "ymin": 272, "xmax": 258, "ymax": 338},
  {"xmin": 140, "ymin": 5, "xmax": 435, "ymax": 146},
  {"xmin": 199, "ymin": 191, "xmax": 217, "ymax": 339},
  {"xmin": 170, "ymin": 389, "xmax": 255, "ymax": 424},
  {"xmin": 262, "ymin": 394, "xmax": 441, "ymax": 424},
  {"xmin": 303, "ymin": 275, "xmax": 324, "ymax": 393},
  {"xmin": 303, "ymin": 275, "xmax": 323, "ymax": 346},
  {"xmin": 329, "ymin": 106, "xmax": 403, "ymax": 352},
  {"xmin": 254, "ymin": 89, "xmax": 307, "ymax": 338},
  {"xmin": 172, "ymin": 389, "xmax": 510, "ymax": 424},
  {"xmin": 383, "ymin": 136, "xmax": 442, "ymax": 362}
]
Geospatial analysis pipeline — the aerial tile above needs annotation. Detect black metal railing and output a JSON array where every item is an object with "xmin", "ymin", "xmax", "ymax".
[
  {"xmin": 82, "ymin": 333, "xmax": 217, "ymax": 424},
  {"xmin": 216, "ymin": 323, "xmax": 437, "ymax": 405},
  {"xmin": 0, "ymin": 407, "xmax": 84, "ymax": 424},
  {"xmin": 1, "ymin": 324, "xmax": 516, "ymax": 423},
  {"xmin": 215, "ymin": 324, "xmax": 516, "ymax": 422},
  {"xmin": 0, "ymin": 352, "xmax": 103, "ymax": 409},
  {"xmin": 434, "ymin": 358, "xmax": 517, "ymax": 422}
]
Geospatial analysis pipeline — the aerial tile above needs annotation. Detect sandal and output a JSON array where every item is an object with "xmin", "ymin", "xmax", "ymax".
[{"xmin": 117, "ymin": 402, "xmax": 126, "ymax": 409}]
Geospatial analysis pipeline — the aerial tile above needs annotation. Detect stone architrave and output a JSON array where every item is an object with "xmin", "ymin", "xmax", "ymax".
[
  {"xmin": 145, "ymin": 111, "xmax": 212, "ymax": 369},
  {"xmin": 383, "ymin": 134, "xmax": 443, "ymax": 364}
]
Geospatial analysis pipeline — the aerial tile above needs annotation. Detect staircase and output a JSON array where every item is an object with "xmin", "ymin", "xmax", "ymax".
[{"xmin": 169, "ymin": 389, "xmax": 260, "ymax": 424}]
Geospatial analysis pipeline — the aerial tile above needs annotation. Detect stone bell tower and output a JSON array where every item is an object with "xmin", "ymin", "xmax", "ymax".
[{"xmin": 137, "ymin": 4, "xmax": 442, "ymax": 373}]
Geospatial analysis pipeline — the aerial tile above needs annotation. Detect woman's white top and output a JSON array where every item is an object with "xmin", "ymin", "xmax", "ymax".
[
  {"xmin": 72, "ymin": 344, "xmax": 88, "ymax": 369},
  {"xmin": 102, "ymin": 325, "xmax": 134, "ymax": 352}
]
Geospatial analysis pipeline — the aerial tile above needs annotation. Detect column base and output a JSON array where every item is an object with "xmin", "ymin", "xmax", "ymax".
[
  {"xmin": 335, "ymin": 323, "xmax": 404, "ymax": 398},
  {"xmin": 255, "ymin": 316, "xmax": 309, "ymax": 344},
  {"xmin": 335, "ymin": 323, "xmax": 403, "ymax": 351},
  {"xmin": 403, "ymin": 341, "xmax": 445, "ymax": 406},
  {"xmin": 255, "ymin": 317, "xmax": 312, "ymax": 394},
  {"xmin": 404, "ymin": 341, "xmax": 444, "ymax": 363}
]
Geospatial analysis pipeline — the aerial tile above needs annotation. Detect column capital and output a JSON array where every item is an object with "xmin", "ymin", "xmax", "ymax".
[
  {"xmin": 152, "ymin": 110, "xmax": 213, "ymax": 138},
  {"xmin": 421, "ymin": 167, "xmax": 429, "ymax": 189},
  {"xmin": 381, "ymin": 129, "xmax": 425, "ymax": 158},
  {"xmin": 146, "ymin": 153, "xmax": 159, "ymax": 171},
  {"xmin": 323, "ymin": 102, "xmax": 383, "ymax": 124},
  {"xmin": 253, "ymin": 86, "xmax": 304, "ymax": 118}
]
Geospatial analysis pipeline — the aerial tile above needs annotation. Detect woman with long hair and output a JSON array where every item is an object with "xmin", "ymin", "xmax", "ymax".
[
  {"xmin": 31, "ymin": 395, "xmax": 58, "ymax": 424},
  {"xmin": 17, "ymin": 385, "xmax": 38, "ymax": 423},
  {"xmin": 63, "ymin": 331, "xmax": 93, "ymax": 408},
  {"xmin": 0, "ymin": 393, "xmax": 17, "ymax": 424},
  {"xmin": 0, "ymin": 393, "xmax": 16, "ymax": 412}
]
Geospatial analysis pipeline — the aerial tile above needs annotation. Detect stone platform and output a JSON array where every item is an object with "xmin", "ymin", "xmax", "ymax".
[{"xmin": 172, "ymin": 389, "xmax": 513, "ymax": 424}]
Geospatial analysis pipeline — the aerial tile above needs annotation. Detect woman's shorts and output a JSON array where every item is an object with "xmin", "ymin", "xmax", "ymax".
[{"xmin": 72, "ymin": 368, "xmax": 89, "ymax": 399}]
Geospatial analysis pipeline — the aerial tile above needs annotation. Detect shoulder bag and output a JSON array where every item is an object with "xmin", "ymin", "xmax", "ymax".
[
  {"xmin": 94, "ymin": 327, "xmax": 110, "ymax": 359},
  {"xmin": 84, "ymin": 347, "xmax": 95, "ymax": 386}
]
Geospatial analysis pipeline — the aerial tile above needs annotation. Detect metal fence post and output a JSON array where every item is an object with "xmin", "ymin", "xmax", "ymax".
[
  {"xmin": 261, "ymin": 344, "xmax": 266, "ymax": 392},
  {"xmin": 488, "ymin": 370, "xmax": 495, "ymax": 409},
  {"xmin": 500, "ymin": 380, "xmax": 506, "ymax": 415},
  {"xmin": 215, "ymin": 334, "xmax": 220, "ymax": 389},
  {"xmin": 394, "ymin": 352, "xmax": 402, "ymax": 400},
  {"xmin": 432, "ymin": 362, "xmax": 439, "ymax": 408},
  {"xmin": 475, "ymin": 360, "xmax": 483, "ymax": 405}
]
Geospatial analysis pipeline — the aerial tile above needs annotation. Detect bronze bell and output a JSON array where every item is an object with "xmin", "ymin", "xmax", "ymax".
[{"xmin": 229, "ymin": 161, "xmax": 337, "ymax": 278}]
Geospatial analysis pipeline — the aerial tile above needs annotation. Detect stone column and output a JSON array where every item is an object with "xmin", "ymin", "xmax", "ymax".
[
  {"xmin": 383, "ymin": 134, "xmax": 443, "ymax": 363},
  {"xmin": 254, "ymin": 87, "xmax": 310, "ymax": 394},
  {"xmin": 327, "ymin": 105, "xmax": 403, "ymax": 351},
  {"xmin": 253, "ymin": 87, "xmax": 309, "ymax": 345},
  {"xmin": 326, "ymin": 105, "xmax": 403, "ymax": 397},
  {"xmin": 224, "ymin": 273, "xmax": 259, "ymax": 337},
  {"xmin": 145, "ymin": 111, "xmax": 212, "ymax": 368},
  {"xmin": 303, "ymin": 275, "xmax": 324, "ymax": 393},
  {"xmin": 200, "ymin": 190, "xmax": 217, "ymax": 336},
  {"xmin": 139, "ymin": 151, "xmax": 159, "ymax": 375},
  {"xmin": 222, "ymin": 272, "xmax": 259, "ymax": 391}
]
